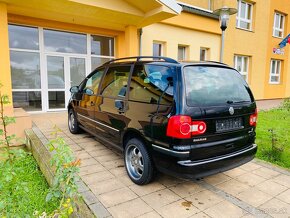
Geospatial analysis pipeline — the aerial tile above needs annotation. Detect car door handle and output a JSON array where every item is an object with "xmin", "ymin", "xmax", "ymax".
[{"xmin": 90, "ymin": 101, "xmax": 95, "ymax": 106}]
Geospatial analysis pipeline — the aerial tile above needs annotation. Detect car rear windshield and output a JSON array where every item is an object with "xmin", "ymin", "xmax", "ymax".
[{"xmin": 183, "ymin": 66, "xmax": 252, "ymax": 107}]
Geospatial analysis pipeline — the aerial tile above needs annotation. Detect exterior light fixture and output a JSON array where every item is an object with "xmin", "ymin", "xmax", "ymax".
[{"xmin": 213, "ymin": 6, "xmax": 237, "ymax": 62}]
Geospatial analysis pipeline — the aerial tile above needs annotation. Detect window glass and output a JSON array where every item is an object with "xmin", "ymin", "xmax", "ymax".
[
  {"xmin": 234, "ymin": 55, "xmax": 249, "ymax": 82},
  {"xmin": 9, "ymin": 25, "xmax": 39, "ymax": 50},
  {"xmin": 10, "ymin": 51, "xmax": 41, "ymax": 89},
  {"xmin": 47, "ymin": 56, "xmax": 65, "ymax": 89},
  {"xmin": 91, "ymin": 35, "xmax": 114, "ymax": 56},
  {"xmin": 129, "ymin": 65, "xmax": 173, "ymax": 105},
  {"xmin": 83, "ymin": 68, "xmax": 105, "ymax": 94},
  {"xmin": 48, "ymin": 91, "xmax": 65, "ymax": 109},
  {"xmin": 273, "ymin": 13, "xmax": 284, "ymax": 38},
  {"xmin": 12, "ymin": 91, "xmax": 42, "ymax": 111},
  {"xmin": 178, "ymin": 46, "xmax": 186, "ymax": 60},
  {"xmin": 153, "ymin": 43, "xmax": 162, "ymax": 56},
  {"xmin": 100, "ymin": 66, "xmax": 131, "ymax": 98},
  {"xmin": 70, "ymin": 57, "xmax": 86, "ymax": 87},
  {"xmin": 91, "ymin": 57, "xmax": 112, "ymax": 70},
  {"xmin": 270, "ymin": 60, "xmax": 281, "ymax": 84},
  {"xmin": 44, "ymin": 29, "xmax": 87, "ymax": 54},
  {"xmin": 184, "ymin": 66, "xmax": 252, "ymax": 107},
  {"xmin": 200, "ymin": 48, "xmax": 208, "ymax": 61},
  {"xmin": 236, "ymin": 0, "xmax": 252, "ymax": 30}
]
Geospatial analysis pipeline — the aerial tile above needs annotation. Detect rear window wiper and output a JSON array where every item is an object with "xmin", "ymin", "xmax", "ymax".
[{"xmin": 227, "ymin": 100, "xmax": 251, "ymax": 104}]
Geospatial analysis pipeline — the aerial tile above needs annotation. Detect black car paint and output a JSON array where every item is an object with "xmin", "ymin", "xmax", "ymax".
[{"xmin": 68, "ymin": 60, "xmax": 257, "ymax": 179}]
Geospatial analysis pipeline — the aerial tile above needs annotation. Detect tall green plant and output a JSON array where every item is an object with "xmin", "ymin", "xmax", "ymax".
[{"xmin": 0, "ymin": 83, "xmax": 27, "ymax": 216}]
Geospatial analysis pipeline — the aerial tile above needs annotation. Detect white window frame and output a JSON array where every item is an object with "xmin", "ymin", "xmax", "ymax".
[
  {"xmin": 273, "ymin": 12, "xmax": 285, "ymax": 38},
  {"xmin": 269, "ymin": 59, "xmax": 281, "ymax": 84},
  {"xmin": 236, "ymin": 0, "xmax": 253, "ymax": 31},
  {"xmin": 153, "ymin": 42, "xmax": 164, "ymax": 56},
  {"xmin": 178, "ymin": 45, "xmax": 187, "ymax": 61},
  {"xmin": 234, "ymin": 55, "xmax": 249, "ymax": 82},
  {"xmin": 9, "ymin": 24, "xmax": 115, "ymax": 112},
  {"xmin": 200, "ymin": 47, "xmax": 209, "ymax": 61}
]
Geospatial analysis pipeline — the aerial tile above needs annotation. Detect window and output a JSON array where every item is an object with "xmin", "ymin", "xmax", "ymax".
[
  {"xmin": 234, "ymin": 55, "xmax": 249, "ymax": 81},
  {"xmin": 9, "ymin": 24, "xmax": 42, "ymax": 111},
  {"xmin": 83, "ymin": 68, "xmax": 105, "ymax": 94},
  {"xmin": 100, "ymin": 66, "xmax": 131, "ymax": 98},
  {"xmin": 129, "ymin": 65, "xmax": 173, "ymax": 105},
  {"xmin": 200, "ymin": 48, "xmax": 208, "ymax": 61},
  {"xmin": 44, "ymin": 29, "xmax": 87, "ymax": 54},
  {"xmin": 178, "ymin": 45, "xmax": 187, "ymax": 61},
  {"xmin": 153, "ymin": 42, "xmax": 163, "ymax": 56},
  {"xmin": 91, "ymin": 35, "xmax": 114, "ymax": 56},
  {"xmin": 269, "ymin": 59, "xmax": 281, "ymax": 84},
  {"xmin": 273, "ymin": 12, "xmax": 285, "ymax": 38},
  {"xmin": 236, "ymin": 0, "xmax": 253, "ymax": 30},
  {"xmin": 184, "ymin": 66, "xmax": 252, "ymax": 107},
  {"xmin": 9, "ymin": 25, "xmax": 39, "ymax": 50}
]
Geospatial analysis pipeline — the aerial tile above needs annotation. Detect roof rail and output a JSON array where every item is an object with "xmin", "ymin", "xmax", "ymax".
[{"xmin": 103, "ymin": 56, "xmax": 179, "ymax": 65}]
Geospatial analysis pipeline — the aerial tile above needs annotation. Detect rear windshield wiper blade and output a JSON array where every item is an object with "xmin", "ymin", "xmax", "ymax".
[{"xmin": 227, "ymin": 100, "xmax": 251, "ymax": 104}]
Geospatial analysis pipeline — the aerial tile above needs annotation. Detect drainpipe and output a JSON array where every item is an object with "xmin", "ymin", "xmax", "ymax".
[{"xmin": 139, "ymin": 28, "xmax": 143, "ymax": 56}]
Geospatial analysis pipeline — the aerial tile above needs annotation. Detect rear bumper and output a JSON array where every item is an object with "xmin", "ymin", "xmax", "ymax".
[{"xmin": 152, "ymin": 144, "xmax": 257, "ymax": 179}]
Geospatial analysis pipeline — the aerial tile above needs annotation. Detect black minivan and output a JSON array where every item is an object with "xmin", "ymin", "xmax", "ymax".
[{"xmin": 68, "ymin": 56, "xmax": 257, "ymax": 185}]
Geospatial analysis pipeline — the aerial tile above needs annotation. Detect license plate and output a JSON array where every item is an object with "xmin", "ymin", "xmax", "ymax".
[{"xmin": 216, "ymin": 117, "xmax": 243, "ymax": 132}]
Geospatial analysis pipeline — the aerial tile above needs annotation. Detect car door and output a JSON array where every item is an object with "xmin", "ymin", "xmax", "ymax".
[
  {"xmin": 94, "ymin": 64, "xmax": 133, "ymax": 146},
  {"xmin": 74, "ymin": 68, "xmax": 105, "ymax": 130}
]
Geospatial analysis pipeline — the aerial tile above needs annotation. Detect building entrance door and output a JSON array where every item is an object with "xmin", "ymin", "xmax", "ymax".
[{"xmin": 45, "ymin": 55, "xmax": 87, "ymax": 111}]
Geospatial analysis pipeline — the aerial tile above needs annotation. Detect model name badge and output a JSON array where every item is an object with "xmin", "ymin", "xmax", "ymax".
[{"xmin": 193, "ymin": 138, "xmax": 207, "ymax": 142}]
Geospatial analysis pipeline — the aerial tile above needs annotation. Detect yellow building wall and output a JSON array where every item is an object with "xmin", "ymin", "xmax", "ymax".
[
  {"xmin": 142, "ymin": 22, "xmax": 220, "ymax": 61},
  {"xmin": 142, "ymin": 12, "xmax": 220, "ymax": 61},
  {"xmin": 264, "ymin": 0, "xmax": 290, "ymax": 99},
  {"xmin": 223, "ymin": 0, "xmax": 271, "ymax": 100},
  {"xmin": 0, "ymin": 3, "xmax": 12, "ymax": 107}
]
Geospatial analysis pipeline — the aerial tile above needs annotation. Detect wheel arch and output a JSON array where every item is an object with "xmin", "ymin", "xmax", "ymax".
[{"xmin": 122, "ymin": 128, "xmax": 151, "ymax": 150}]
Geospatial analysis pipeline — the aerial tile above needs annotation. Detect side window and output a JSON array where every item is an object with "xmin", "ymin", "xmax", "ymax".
[
  {"xmin": 83, "ymin": 68, "xmax": 104, "ymax": 95},
  {"xmin": 129, "ymin": 64, "xmax": 174, "ymax": 105},
  {"xmin": 100, "ymin": 65, "xmax": 131, "ymax": 98}
]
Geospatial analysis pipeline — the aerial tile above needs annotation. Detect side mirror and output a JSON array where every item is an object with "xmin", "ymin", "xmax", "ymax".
[{"xmin": 70, "ymin": 86, "xmax": 79, "ymax": 93}]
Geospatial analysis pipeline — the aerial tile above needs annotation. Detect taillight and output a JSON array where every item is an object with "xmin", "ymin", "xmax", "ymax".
[
  {"xmin": 249, "ymin": 109, "xmax": 258, "ymax": 126},
  {"xmin": 166, "ymin": 115, "xmax": 207, "ymax": 139}
]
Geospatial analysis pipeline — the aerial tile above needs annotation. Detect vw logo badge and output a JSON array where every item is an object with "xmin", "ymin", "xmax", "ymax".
[{"xmin": 229, "ymin": 107, "xmax": 234, "ymax": 115}]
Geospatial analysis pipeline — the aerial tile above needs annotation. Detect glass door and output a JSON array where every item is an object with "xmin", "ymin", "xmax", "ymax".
[
  {"xmin": 45, "ymin": 55, "xmax": 87, "ymax": 111},
  {"xmin": 46, "ymin": 55, "xmax": 66, "ymax": 110},
  {"xmin": 69, "ymin": 57, "xmax": 86, "ymax": 87}
]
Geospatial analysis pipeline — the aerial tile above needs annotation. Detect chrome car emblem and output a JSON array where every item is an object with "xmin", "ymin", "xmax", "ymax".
[{"xmin": 229, "ymin": 107, "xmax": 234, "ymax": 115}]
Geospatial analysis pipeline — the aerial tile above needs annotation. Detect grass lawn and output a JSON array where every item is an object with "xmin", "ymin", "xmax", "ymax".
[
  {"xmin": 256, "ymin": 106, "xmax": 290, "ymax": 169},
  {"xmin": 0, "ymin": 153, "xmax": 59, "ymax": 217}
]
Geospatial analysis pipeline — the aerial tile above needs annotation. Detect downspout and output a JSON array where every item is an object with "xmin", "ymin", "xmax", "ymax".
[{"xmin": 139, "ymin": 28, "xmax": 143, "ymax": 56}]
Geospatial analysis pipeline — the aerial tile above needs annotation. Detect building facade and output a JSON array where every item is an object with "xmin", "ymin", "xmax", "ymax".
[
  {"xmin": 140, "ymin": 0, "xmax": 290, "ymax": 100},
  {"xmin": 0, "ymin": 0, "xmax": 181, "ymax": 113},
  {"xmin": 0, "ymin": 0, "xmax": 289, "ymax": 115}
]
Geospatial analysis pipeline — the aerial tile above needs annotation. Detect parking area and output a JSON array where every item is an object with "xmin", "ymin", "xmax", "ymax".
[{"xmin": 31, "ymin": 112, "xmax": 290, "ymax": 218}]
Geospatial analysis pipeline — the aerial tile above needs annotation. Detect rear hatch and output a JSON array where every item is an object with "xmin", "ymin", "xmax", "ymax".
[{"xmin": 175, "ymin": 65, "xmax": 257, "ymax": 160}]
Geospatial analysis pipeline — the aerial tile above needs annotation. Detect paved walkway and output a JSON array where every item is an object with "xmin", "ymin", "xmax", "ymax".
[{"xmin": 31, "ymin": 112, "xmax": 290, "ymax": 218}]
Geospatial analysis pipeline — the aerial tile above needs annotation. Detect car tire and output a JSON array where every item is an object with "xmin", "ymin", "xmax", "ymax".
[
  {"xmin": 68, "ymin": 109, "xmax": 81, "ymax": 134},
  {"xmin": 124, "ymin": 138, "xmax": 154, "ymax": 185}
]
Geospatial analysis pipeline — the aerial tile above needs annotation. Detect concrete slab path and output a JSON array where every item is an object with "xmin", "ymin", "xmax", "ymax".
[{"xmin": 31, "ymin": 112, "xmax": 290, "ymax": 218}]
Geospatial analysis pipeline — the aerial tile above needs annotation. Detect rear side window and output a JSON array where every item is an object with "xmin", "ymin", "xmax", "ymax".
[
  {"xmin": 184, "ymin": 66, "xmax": 252, "ymax": 107},
  {"xmin": 100, "ymin": 65, "xmax": 131, "ymax": 98},
  {"xmin": 129, "ymin": 64, "xmax": 174, "ymax": 105}
]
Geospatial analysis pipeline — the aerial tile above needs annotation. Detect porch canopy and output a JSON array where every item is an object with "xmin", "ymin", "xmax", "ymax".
[{"xmin": 2, "ymin": 0, "xmax": 182, "ymax": 30}]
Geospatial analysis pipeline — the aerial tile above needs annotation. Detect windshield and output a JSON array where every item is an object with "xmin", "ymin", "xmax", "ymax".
[{"xmin": 184, "ymin": 66, "xmax": 252, "ymax": 107}]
